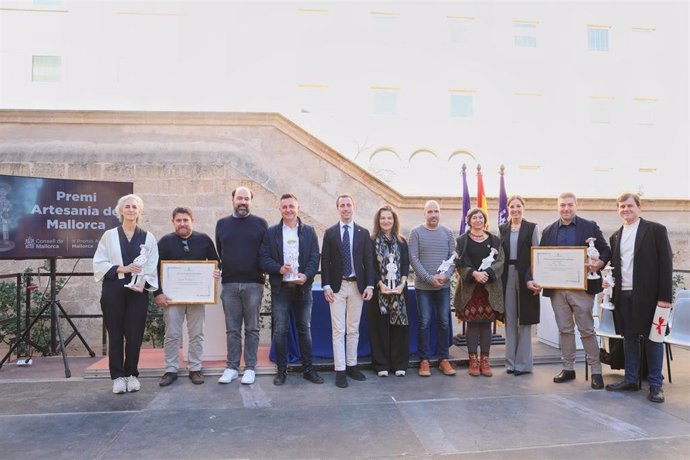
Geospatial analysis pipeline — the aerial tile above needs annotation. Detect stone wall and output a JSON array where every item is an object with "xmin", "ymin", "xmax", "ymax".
[{"xmin": 1, "ymin": 110, "xmax": 688, "ymax": 353}]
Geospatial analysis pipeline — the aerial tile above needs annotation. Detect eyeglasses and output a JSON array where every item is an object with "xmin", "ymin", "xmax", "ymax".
[{"xmin": 181, "ymin": 239, "xmax": 190, "ymax": 253}]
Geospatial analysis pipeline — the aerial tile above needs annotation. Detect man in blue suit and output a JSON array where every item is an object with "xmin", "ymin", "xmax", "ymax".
[
  {"xmin": 321, "ymin": 194, "xmax": 375, "ymax": 388},
  {"xmin": 260, "ymin": 194, "xmax": 324, "ymax": 386},
  {"xmin": 533, "ymin": 192, "xmax": 611, "ymax": 389}
]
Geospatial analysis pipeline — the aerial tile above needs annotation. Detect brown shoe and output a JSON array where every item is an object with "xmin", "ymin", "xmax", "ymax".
[
  {"xmin": 479, "ymin": 354, "xmax": 492, "ymax": 377},
  {"xmin": 418, "ymin": 359, "xmax": 431, "ymax": 377},
  {"xmin": 189, "ymin": 370, "xmax": 205, "ymax": 385},
  {"xmin": 438, "ymin": 359, "xmax": 456, "ymax": 376},
  {"xmin": 468, "ymin": 353, "xmax": 480, "ymax": 377}
]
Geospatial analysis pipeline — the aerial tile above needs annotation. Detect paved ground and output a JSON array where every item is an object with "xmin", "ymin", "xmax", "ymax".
[{"xmin": 1, "ymin": 347, "xmax": 689, "ymax": 459}]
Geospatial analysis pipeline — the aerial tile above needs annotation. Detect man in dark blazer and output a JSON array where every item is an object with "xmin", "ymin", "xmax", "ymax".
[
  {"xmin": 604, "ymin": 192, "xmax": 672, "ymax": 403},
  {"xmin": 535, "ymin": 192, "xmax": 611, "ymax": 389},
  {"xmin": 259, "ymin": 193, "xmax": 324, "ymax": 386},
  {"xmin": 321, "ymin": 194, "xmax": 375, "ymax": 388}
]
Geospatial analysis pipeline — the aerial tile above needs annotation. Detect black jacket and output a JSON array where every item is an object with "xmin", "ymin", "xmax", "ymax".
[{"xmin": 499, "ymin": 221, "xmax": 540, "ymax": 325}]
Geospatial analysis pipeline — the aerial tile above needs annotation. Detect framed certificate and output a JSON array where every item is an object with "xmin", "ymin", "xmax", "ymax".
[
  {"xmin": 160, "ymin": 260, "xmax": 218, "ymax": 304},
  {"xmin": 531, "ymin": 247, "xmax": 587, "ymax": 290}
]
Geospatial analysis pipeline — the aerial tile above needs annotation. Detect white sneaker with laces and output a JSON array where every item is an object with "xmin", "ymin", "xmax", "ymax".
[
  {"xmin": 126, "ymin": 376, "xmax": 141, "ymax": 392},
  {"xmin": 218, "ymin": 368, "xmax": 238, "ymax": 384},
  {"xmin": 112, "ymin": 377, "xmax": 127, "ymax": 394},
  {"xmin": 377, "ymin": 370, "xmax": 389, "ymax": 377},
  {"xmin": 241, "ymin": 369, "xmax": 256, "ymax": 385},
  {"xmin": 395, "ymin": 370, "xmax": 406, "ymax": 377}
]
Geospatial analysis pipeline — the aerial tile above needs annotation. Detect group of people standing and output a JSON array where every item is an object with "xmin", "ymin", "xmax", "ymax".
[{"xmin": 92, "ymin": 188, "xmax": 673, "ymax": 404}]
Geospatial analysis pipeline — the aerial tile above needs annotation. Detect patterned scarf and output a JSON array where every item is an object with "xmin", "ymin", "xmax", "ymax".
[{"xmin": 375, "ymin": 233, "xmax": 408, "ymax": 326}]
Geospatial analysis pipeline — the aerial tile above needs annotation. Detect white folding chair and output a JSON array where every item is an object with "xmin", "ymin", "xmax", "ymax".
[
  {"xmin": 665, "ymin": 298, "xmax": 690, "ymax": 383},
  {"xmin": 675, "ymin": 290, "xmax": 690, "ymax": 300}
]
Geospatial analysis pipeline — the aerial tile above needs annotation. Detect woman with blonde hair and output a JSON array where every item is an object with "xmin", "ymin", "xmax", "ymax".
[
  {"xmin": 499, "ymin": 195, "xmax": 541, "ymax": 376},
  {"xmin": 93, "ymin": 194, "xmax": 159, "ymax": 394}
]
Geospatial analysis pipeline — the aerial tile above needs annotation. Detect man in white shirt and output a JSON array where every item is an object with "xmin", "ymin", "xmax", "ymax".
[
  {"xmin": 259, "ymin": 194, "xmax": 323, "ymax": 386},
  {"xmin": 321, "ymin": 194, "xmax": 375, "ymax": 388},
  {"xmin": 604, "ymin": 192, "xmax": 673, "ymax": 403}
]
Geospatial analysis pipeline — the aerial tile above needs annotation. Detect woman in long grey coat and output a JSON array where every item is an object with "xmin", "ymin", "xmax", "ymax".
[{"xmin": 499, "ymin": 195, "xmax": 541, "ymax": 376}]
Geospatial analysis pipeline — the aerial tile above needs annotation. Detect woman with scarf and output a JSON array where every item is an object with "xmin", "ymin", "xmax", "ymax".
[
  {"xmin": 368, "ymin": 205, "xmax": 410, "ymax": 377},
  {"xmin": 454, "ymin": 207, "xmax": 504, "ymax": 377},
  {"xmin": 93, "ymin": 194, "xmax": 159, "ymax": 394}
]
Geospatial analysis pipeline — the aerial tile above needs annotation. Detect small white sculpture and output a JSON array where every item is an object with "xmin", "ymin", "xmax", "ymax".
[
  {"xmin": 586, "ymin": 237, "xmax": 600, "ymax": 280},
  {"xmin": 437, "ymin": 253, "xmax": 456, "ymax": 274},
  {"xmin": 478, "ymin": 248, "xmax": 498, "ymax": 272},
  {"xmin": 385, "ymin": 253, "xmax": 398, "ymax": 291},
  {"xmin": 600, "ymin": 265, "xmax": 615, "ymax": 310},
  {"xmin": 124, "ymin": 244, "xmax": 150, "ymax": 292},
  {"xmin": 283, "ymin": 239, "xmax": 300, "ymax": 281}
]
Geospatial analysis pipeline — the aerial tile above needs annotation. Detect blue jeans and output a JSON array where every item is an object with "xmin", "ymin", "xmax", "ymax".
[
  {"xmin": 620, "ymin": 290, "xmax": 664, "ymax": 388},
  {"xmin": 221, "ymin": 282, "xmax": 264, "ymax": 371},
  {"xmin": 416, "ymin": 287, "xmax": 451, "ymax": 360},
  {"xmin": 272, "ymin": 284, "xmax": 314, "ymax": 371}
]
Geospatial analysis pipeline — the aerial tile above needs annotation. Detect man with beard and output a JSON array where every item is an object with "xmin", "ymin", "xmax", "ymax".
[
  {"xmin": 215, "ymin": 187, "xmax": 268, "ymax": 385},
  {"xmin": 408, "ymin": 200, "xmax": 456, "ymax": 377},
  {"xmin": 535, "ymin": 192, "xmax": 610, "ymax": 390},
  {"xmin": 155, "ymin": 207, "xmax": 219, "ymax": 387}
]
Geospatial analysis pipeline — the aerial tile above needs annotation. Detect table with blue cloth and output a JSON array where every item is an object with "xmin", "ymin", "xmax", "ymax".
[{"xmin": 269, "ymin": 284, "xmax": 454, "ymax": 363}]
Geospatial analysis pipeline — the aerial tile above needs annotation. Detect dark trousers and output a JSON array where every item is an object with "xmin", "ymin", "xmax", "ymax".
[
  {"xmin": 101, "ymin": 278, "xmax": 149, "ymax": 379},
  {"xmin": 619, "ymin": 290, "xmax": 664, "ymax": 388},
  {"xmin": 367, "ymin": 295, "xmax": 410, "ymax": 372},
  {"xmin": 271, "ymin": 284, "xmax": 314, "ymax": 372}
]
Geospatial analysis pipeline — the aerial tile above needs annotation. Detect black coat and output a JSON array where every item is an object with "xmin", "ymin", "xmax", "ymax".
[
  {"xmin": 499, "ymin": 221, "xmax": 540, "ymax": 325},
  {"xmin": 321, "ymin": 222, "xmax": 375, "ymax": 294},
  {"xmin": 610, "ymin": 218, "xmax": 673, "ymax": 337},
  {"xmin": 259, "ymin": 218, "xmax": 321, "ymax": 295}
]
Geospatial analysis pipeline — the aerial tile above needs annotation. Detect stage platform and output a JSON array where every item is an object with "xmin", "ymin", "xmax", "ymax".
[
  {"xmin": 80, "ymin": 337, "xmax": 565, "ymax": 379},
  {"xmin": 0, "ymin": 346, "xmax": 688, "ymax": 459}
]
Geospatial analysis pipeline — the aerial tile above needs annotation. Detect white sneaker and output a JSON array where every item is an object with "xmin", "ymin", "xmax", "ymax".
[
  {"xmin": 395, "ymin": 370, "xmax": 406, "ymax": 377},
  {"xmin": 241, "ymin": 369, "xmax": 255, "ymax": 385},
  {"xmin": 377, "ymin": 370, "xmax": 389, "ymax": 377},
  {"xmin": 112, "ymin": 377, "xmax": 127, "ymax": 394},
  {"xmin": 218, "ymin": 368, "xmax": 238, "ymax": 384},
  {"xmin": 126, "ymin": 376, "xmax": 141, "ymax": 392}
]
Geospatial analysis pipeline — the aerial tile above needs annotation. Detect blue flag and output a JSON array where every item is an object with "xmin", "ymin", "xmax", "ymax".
[
  {"xmin": 498, "ymin": 166, "xmax": 508, "ymax": 225},
  {"xmin": 460, "ymin": 165, "xmax": 471, "ymax": 234}
]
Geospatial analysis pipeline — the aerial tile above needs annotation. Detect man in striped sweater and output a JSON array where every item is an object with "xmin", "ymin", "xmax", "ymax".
[{"xmin": 409, "ymin": 200, "xmax": 457, "ymax": 377}]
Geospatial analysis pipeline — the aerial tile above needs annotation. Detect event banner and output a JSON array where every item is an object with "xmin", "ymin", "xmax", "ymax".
[{"xmin": 0, "ymin": 175, "xmax": 133, "ymax": 259}]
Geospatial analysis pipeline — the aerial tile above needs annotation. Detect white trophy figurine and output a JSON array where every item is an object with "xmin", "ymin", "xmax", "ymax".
[
  {"xmin": 478, "ymin": 248, "xmax": 498, "ymax": 272},
  {"xmin": 283, "ymin": 239, "xmax": 300, "ymax": 282},
  {"xmin": 124, "ymin": 244, "xmax": 151, "ymax": 292},
  {"xmin": 437, "ymin": 253, "xmax": 456, "ymax": 273},
  {"xmin": 586, "ymin": 237, "xmax": 601, "ymax": 280},
  {"xmin": 385, "ymin": 253, "xmax": 398, "ymax": 291},
  {"xmin": 600, "ymin": 265, "xmax": 615, "ymax": 310}
]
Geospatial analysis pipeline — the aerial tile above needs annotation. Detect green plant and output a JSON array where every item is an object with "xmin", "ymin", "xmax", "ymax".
[
  {"xmin": 0, "ymin": 269, "xmax": 63, "ymax": 356},
  {"xmin": 0, "ymin": 280, "xmax": 18, "ymax": 348},
  {"xmin": 672, "ymin": 272, "xmax": 686, "ymax": 300},
  {"xmin": 259, "ymin": 277, "xmax": 272, "ymax": 330},
  {"xmin": 143, "ymin": 293, "xmax": 165, "ymax": 348}
]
